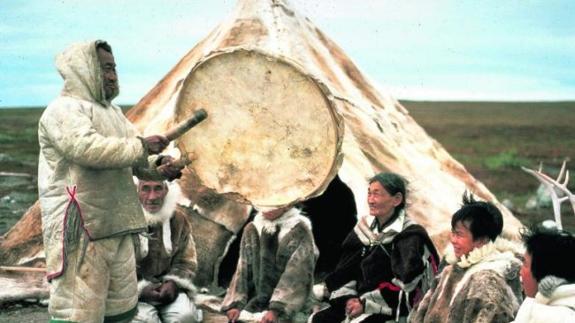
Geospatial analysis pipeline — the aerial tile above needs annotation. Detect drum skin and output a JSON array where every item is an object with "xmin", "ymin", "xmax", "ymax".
[{"xmin": 175, "ymin": 49, "xmax": 343, "ymax": 208}]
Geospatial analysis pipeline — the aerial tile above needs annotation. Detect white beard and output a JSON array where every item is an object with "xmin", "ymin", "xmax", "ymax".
[
  {"xmin": 139, "ymin": 182, "xmax": 182, "ymax": 257},
  {"xmin": 142, "ymin": 182, "xmax": 181, "ymax": 226}
]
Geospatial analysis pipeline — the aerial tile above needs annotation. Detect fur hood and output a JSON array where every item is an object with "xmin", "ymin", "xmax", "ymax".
[
  {"xmin": 252, "ymin": 207, "xmax": 312, "ymax": 241},
  {"xmin": 55, "ymin": 40, "xmax": 114, "ymax": 104}
]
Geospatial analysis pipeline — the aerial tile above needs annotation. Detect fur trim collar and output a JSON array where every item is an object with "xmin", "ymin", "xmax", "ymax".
[
  {"xmin": 354, "ymin": 210, "xmax": 413, "ymax": 246},
  {"xmin": 445, "ymin": 237, "xmax": 524, "ymax": 269},
  {"xmin": 252, "ymin": 207, "xmax": 311, "ymax": 241}
]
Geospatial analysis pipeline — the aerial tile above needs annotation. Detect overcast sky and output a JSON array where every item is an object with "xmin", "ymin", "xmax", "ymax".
[{"xmin": 1, "ymin": 0, "xmax": 574, "ymax": 107}]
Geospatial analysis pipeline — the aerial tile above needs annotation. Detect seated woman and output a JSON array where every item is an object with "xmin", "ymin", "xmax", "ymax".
[
  {"xmin": 512, "ymin": 223, "xmax": 575, "ymax": 322},
  {"xmin": 310, "ymin": 172, "xmax": 439, "ymax": 323},
  {"xmin": 409, "ymin": 193, "xmax": 523, "ymax": 323}
]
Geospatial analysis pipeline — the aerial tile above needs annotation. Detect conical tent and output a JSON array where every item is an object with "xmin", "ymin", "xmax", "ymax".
[
  {"xmin": 0, "ymin": 0, "xmax": 524, "ymax": 296},
  {"xmin": 127, "ymin": 0, "xmax": 522, "ymax": 249}
]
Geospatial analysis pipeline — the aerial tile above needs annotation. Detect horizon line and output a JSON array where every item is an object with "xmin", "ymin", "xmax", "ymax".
[{"xmin": 2, "ymin": 99, "xmax": 575, "ymax": 109}]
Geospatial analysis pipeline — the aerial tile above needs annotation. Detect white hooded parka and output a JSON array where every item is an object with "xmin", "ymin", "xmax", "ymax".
[{"xmin": 38, "ymin": 40, "xmax": 160, "ymax": 280}]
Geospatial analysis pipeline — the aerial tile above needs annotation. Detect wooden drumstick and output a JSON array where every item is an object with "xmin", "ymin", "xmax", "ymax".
[{"xmin": 163, "ymin": 109, "xmax": 208, "ymax": 141}]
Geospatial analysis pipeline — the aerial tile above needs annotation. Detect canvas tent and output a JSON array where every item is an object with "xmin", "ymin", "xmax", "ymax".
[
  {"xmin": 1, "ymin": 0, "xmax": 523, "ymax": 297},
  {"xmin": 126, "ymin": 0, "xmax": 523, "ymax": 282}
]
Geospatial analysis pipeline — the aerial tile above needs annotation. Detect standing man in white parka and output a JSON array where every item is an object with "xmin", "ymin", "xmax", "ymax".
[{"xmin": 38, "ymin": 40, "xmax": 182, "ymax": 322}]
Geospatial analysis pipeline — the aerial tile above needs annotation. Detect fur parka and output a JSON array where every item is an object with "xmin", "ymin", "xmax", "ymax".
[
  {"xmin": 38, "ymin": 40, "xmax": 162, "ymax": 281},
  {"xmin": 135, "ymin": 183, "xmax": 198, "ymax": 297},
  {"xmin": 311, "ymin": 211, "xmax": 439, "ymax": 323},
  {"xmin": 409, "ymin": 238, "xmax": 524, "ymax": 323},
  {"xmin": 221, "ymin": 208, "xmax": 317, "ymax": 319}
]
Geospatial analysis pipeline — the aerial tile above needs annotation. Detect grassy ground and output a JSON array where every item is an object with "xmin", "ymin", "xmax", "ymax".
[
  {"xmin": 0, "ymin": 108, "xmax": 43, "ymax": 235},
  {"xmin": 402, "ymin": 101, "xmax": 575, "ymax": 231},
  {"xmin": 0, "ymin": 102, "xmax": 574, "ymax": 234}
]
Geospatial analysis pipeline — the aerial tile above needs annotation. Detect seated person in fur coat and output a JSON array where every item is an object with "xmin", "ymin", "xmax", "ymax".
[
  {"xmin": 222, "ymin": 205, "xmax": 318, "ymax": 323},
  {"xmin": 409, "ymin": 193, "xmax": 523, "ymax": 323},
  {"xmin": 310, "ymin": 172, "xmax": 439, "ymax": 323},
  {"xmin": 133, "ymin": 180, "xmax": 202, "ymax": 323},
  {"xmin": 512, "ymin": 222, "xmax": 575, "ymax": 323}
]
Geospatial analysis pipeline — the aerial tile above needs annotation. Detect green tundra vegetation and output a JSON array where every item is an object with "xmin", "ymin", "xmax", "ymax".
[{"xmin": 0, "ymin": 101, "xmax": 573, "ymax": 234}]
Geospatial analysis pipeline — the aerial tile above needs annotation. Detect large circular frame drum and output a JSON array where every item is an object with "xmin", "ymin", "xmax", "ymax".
[{"xmin": 175, "ymin": 49, "xmax": 343, "ymax": 208}]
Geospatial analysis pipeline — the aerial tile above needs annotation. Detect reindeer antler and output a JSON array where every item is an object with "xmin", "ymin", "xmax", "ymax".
[{"xmin": 522, "ymin": 159, "xmax": 574, "ymax": 230}]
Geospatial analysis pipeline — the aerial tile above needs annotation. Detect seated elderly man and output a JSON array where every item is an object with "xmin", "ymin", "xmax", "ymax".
[
  {"xmin": 512, "ymin": 223, "xmax": 575, "ymax": 322},
  {"xmin": 222, "ymin": 205, "xmax": 317, "ymax": 323},
  {"xmin": 133, "ymin": 179, "xmax": 201, "ymax": 323}
]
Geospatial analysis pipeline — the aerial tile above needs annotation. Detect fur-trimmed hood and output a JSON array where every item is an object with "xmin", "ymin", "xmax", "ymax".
[
  {"xmin": 536, "ymin": 276, "xmax": 575, "ymax": 306},
  {"xmin": 55, "ymin": 40, "xmax": 114, "ymax": 105}
]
